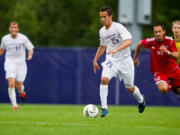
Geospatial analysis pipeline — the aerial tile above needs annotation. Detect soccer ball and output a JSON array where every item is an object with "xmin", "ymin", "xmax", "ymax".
[{"xmin": 83, "ymin": 104, "xmax": 98, "ymax": 117}]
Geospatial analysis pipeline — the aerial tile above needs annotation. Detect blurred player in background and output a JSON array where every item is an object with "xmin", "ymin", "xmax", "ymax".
[
  {"xmin": 134, "ymin": 24, "xmax": 180, "ymax": 98},
  {"xmin": 93, "ymin": 6, "xmax": 145, "ymax": 117},
  {"xmin": 0, "ymin": 21, "xmax": 34, "ymax": 110},
  {"xmin": 172, "ymin": 20, "xmax": 180, "ymax": 66}
]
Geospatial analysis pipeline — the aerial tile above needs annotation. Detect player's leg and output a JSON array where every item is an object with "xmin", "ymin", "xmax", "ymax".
[
  {"xmin": 126, "ymin": 86, "xmax": 144, "ymax": 104},
  {"xmin": 100, "ymin": 60, "xmax": 116, "ymax": 117},
  {"xmin": 16, "ymin": 81, "xmax": 26, "ymax": 100},
  {"xmin": 5, "ymin": 62, "xmax": 18, "ymax": 110},
  {"xmin": 16, "ymin": 61, "xmax": 27, "ymax": 100},
  {"xmin": 100, "ymin": 76, "xmax": 109, "ymax": 109},
  {"xmin": 7, "ymin": 78, "xmax": 18, "ymax": 110},
  {"xmin": 175, "ymin": 88, "xmax": 180, "ymax": 99},
  {"xmin": 100, "ymin": 77, "xmax": 109, "ymax": 117},
  {"xmin": 123, "ymin": 72, "xmax": 145, "ymax": 113},
  {"xmin": 16, "ymin": 81, "xmax": 24, "ymax": 92},
  {"xmin": 122, "ymin": 58, "xmax": 145, "ymax": 113},
  {"xmin": 154, "ymin": 72, "xmax": 169, "ymax": 94},
  {"xmin": 157, "ymin": 82, "xmax": 168, "ymax": 94},
  {"xmin": 169, "ymin": 68, "xmax": 180, "ymax": 98}
]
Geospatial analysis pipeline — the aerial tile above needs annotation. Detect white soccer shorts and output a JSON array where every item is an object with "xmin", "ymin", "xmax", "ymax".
[
  {"xmin": 4, "ymin": 61, "xmax": 27, "ymax": 82},
  {"xmin": 101, "ymin": 57, "xmax": 134, "ymax": 88}
]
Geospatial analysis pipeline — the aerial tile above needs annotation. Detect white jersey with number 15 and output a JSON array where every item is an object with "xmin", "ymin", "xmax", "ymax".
[{"xmin": 99, "ymin": 22, "xmax": 132, "ymax": 61}]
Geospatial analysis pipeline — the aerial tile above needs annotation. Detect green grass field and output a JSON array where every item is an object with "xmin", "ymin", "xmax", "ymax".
[{"xmin": 0, "ymin": 104, "xmax": 180, "ymax": 135}]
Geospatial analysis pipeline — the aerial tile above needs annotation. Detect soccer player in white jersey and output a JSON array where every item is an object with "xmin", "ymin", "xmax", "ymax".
[
  {"xmin": 0, "ymin": 21, "xmax": 34, "ymax": 110},
  {"xmin": 93, "ymin": 6, "xmax": 145, "ymax": 117}
]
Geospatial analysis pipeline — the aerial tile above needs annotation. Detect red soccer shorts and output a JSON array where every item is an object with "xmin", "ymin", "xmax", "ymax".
[{"xmin": 154, "ymin": 67, "xmax": 180, "ymax": 91}]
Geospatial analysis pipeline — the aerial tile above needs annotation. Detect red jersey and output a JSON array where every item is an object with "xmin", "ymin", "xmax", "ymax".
[{"xmin": 141, "ymin": 36, "xmax": 178, "ymax": 73}]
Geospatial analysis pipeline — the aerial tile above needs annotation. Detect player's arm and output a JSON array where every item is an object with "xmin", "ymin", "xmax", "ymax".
[
  {"xmin": 0, "ymin": 48, "xmax": 5, "ymax": 56},
  {"xmin": 93, "ymin": 45, "xmax": 106, "ymax": 74},
  {"xmin": 167, "ymin": 51, "xmax": 178, "ymax": 60},
  {"xmin": 24, "ymin": 35, "xmax": 34, "ymax": 61},
  {"xmin": 107, "ymin": 39, "xmax": 131, "ymax": 55},
  {"xmin": 27, "ymin": 49, "xmax": 34, "ymax": 61},
  {"xmin": 0, "ymin": 38, "xmax": 5, "ymax": 56},
  {"xmin": 133, "ymin": 41, "xmax": 143, "ymax": 66},
  {"xmin": 159, "ymin": 45, "xmax": 178, "ymax": 60}
]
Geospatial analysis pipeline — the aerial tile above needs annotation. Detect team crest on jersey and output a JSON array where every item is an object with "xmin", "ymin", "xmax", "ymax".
[{"xmin": 163, "ymin": 45, "xmax": 167, "ymax": 48}]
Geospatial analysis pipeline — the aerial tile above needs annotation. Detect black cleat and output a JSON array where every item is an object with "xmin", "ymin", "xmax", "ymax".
[{"xmin": 138, "ymin": 95, "xmax": 146, "ymax": 113}]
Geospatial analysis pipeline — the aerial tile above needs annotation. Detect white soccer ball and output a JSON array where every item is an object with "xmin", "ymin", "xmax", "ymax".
[{"xmin": 83, "ymin": 104, "xmax": 98, "ymax": 117}]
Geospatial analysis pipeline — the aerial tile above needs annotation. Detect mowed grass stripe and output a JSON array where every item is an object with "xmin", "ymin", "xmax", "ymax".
[{"xmin": 0, "ymin": 104, "xmax": 179, "ymax": 135}]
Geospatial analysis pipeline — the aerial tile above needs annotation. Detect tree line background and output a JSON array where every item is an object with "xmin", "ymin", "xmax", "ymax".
[{"xmin": 0, "ymin": 0, "xmax": 179, "ymax": 47}]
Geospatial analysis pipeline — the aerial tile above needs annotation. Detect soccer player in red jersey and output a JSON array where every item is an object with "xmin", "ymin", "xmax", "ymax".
[{"xmin": 133, "ymin": 24, "xmax": 180, "ymax": 97}]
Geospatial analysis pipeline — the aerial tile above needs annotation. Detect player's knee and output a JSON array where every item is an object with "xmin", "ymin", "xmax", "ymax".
[
  {"xmin": 8, "ymin": 82, "xmax": 15, "ymax": 88},
  {"xmin": 126, "ymin": 86, "xmax": 135, "ymax": 93},
  {"xmin": 8, "ymin": 78, "xmax": 15, "ymax": 88},
  {"xmin": 158, "ymin": 83, "xmax": 168, "ymax": 94},
  {"xmin": 159, "ymin": 87, "xmax": 168, "ymax": 94},
  {"xmin": 101, "ymin": 77, "xmax": 109, "ymax": 85}
]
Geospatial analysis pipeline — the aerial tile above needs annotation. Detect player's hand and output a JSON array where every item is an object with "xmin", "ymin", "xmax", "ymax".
[
  {"xmin": 93, "ymin": 61, "xmax": 100, "ymax": 74},
  {"xmin": 0, "ymin": 48, "xmax": 4, "ymax": 56},
  {"xmin": 27, "ymin": 50, "xmax": 33, "ymax": 61},
  {"xmin": 107, "ymin": 49, "xmax": 117, "ymax": 56},
  {"xmin": 159, "ymin": 45, "xmax": 168, "ymax": 54},
  {"xmin": 27, "ymin": 55, "xmax": 32, "ymax": 61},
  {"xmin": 134, "ymin": 57, "xmax": 140, "ymax": 66}
]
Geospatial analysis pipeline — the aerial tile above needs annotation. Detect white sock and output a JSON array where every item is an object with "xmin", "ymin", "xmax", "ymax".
[
  {"xmin": 8, "ymin": 88, "xmax": 17, "ymax": 107},
  {"xmin": 100, "ymin": 84, "xmax": 108, "ymax": 109},
  {"xmin": 132, "ymin": 86, "xmax": 143, "ymax": 103},
  {"xmin": 21, "ymin": 85, "xmax": 24, "ymax": 92},
  {"xmin": 18, "ymin": 85, "xmax": 24, "ymax": 93}
]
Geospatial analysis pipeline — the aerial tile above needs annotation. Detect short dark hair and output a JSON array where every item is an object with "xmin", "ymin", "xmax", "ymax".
[
  {"xmin": 153, "ymin": 23, "xmax": 165, "ymax": 31},
  {"xmin": 100, "ymin": 6, "xmax": 112, "ymax": 16}
]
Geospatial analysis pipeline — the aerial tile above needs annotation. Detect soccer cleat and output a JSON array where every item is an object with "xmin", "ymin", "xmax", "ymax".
[
  {"xmin": 138, "ymin": 95, "xmax": 146, "ymax": 113},
  {"xmin": 13, "ymin": 105, "xmax": 18, "ymax": 111},
  {"xmin": 20, "ymin": 91, "xmax": 26, "ymax": 101},
  {"xmin": 101, "ymin": 108, "xmax": 108, "ymax": 117}
]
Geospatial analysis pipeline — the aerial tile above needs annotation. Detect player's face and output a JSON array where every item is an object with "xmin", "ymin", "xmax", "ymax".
[
  {"xmin": 154, "ymin": 26, "xmax": 165, "ymax": 42},
  {"xmin": 100, "ymin": 11, "xmax": 112, "ymax": 27},
  {"xmin": 172, "ymin": 23, "xmax": 180, "ymax": 36},
  {"xmin": 9, "ymin": 24, "xmax": 19, "ymax": 38}
]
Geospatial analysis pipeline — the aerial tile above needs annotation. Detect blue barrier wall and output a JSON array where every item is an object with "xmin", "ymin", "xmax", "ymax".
[{"xmin": 0, "ymin": 47, "xmax": 180, "ymax": 106}]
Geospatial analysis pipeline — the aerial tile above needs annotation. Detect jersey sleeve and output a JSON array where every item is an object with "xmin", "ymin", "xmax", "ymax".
[
  {"xmin": 141, "ymin": 39, "xmax": 151, "ymax": 48},
  {"xmin": 0, "ymin": 38, "xmax": 6, "ymax": 49},
  {"xmin": 99, "ymin": 30, "xmax": 106, "ymax": 46},
  {"xmin": 24, "ymin": 36, "xmax": 34, "ymax": 50},
  {"xmin": 116, "ymin": 24, "xmax": 132, "ymax": 41},
  {"xmin": 170, "ymin": 40, "xmax": 177, "ymax": 52}
]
